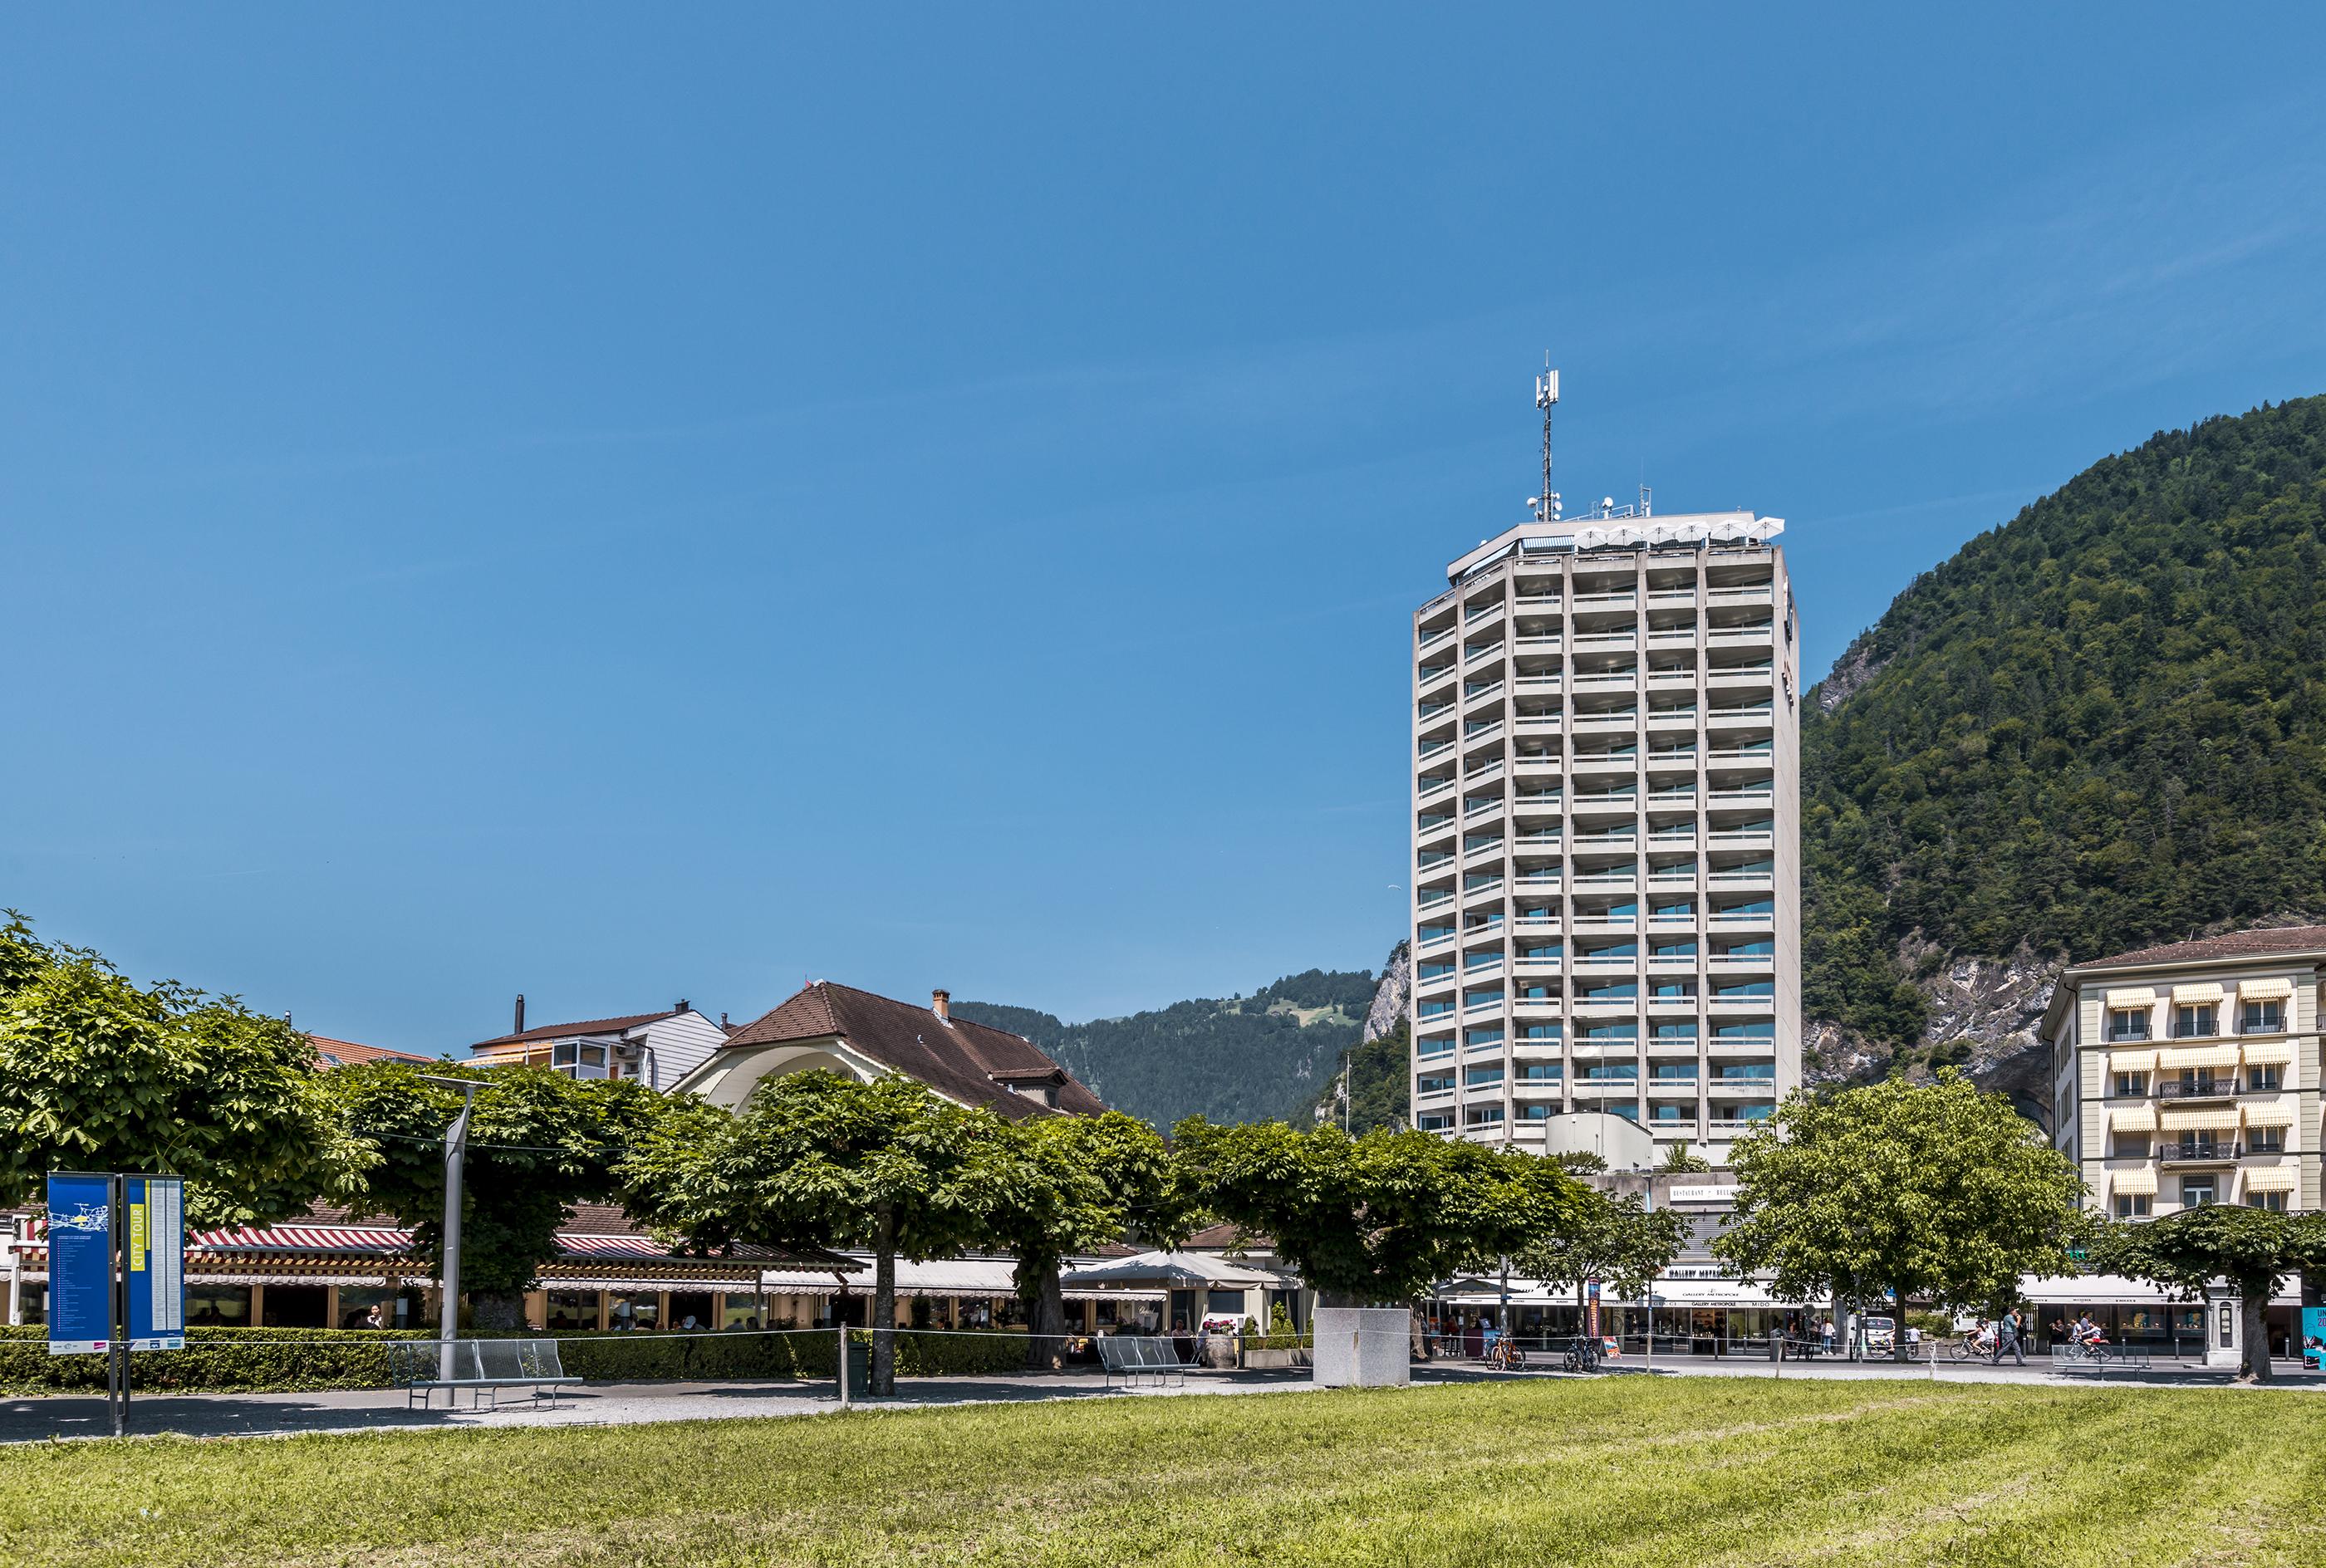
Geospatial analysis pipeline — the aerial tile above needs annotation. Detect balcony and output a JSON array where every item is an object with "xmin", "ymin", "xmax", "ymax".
[
  {"xmin": 1573, "ymin": 591, "xmax": 1638, "ymax": 610},
  {"xmin": 2157, "ymin": 1142, "xmax": 2241, "ymax": 1166},
  {"xmin": 1706, "ymin": 586, "xmax": 1774, "ymax": 605},
  {"xmin": 1461, "ymin": 680, "xmax": 1505, "ymax": 710},
  {"xmin": 1646, "ymin": 589, "xmax": 1698, "ymax": 605},
  {"xmin": 1464, "ymin": 641, "xmax": 1505, "ymax": 667},
  {"xmin": 1464, "ymin": 600, "xmax": 1505, "ymax": 625},
  {"xmin": 1419, "ymin": 625, "xmax": 1455, "ymax": 653},
  {"xmin": 2156, "ymin": 1077, "xmax": 2240, "ymax": 1102}
]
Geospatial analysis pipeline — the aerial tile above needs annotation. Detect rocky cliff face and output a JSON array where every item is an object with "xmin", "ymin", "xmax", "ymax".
[
  {"xmin": 1811, "ymin": 635, "xmax": 1891, "ymax": 714},
  {"xmin": 1362, "ymin": 940, "xmax": 1411, "ymax": 1043}
]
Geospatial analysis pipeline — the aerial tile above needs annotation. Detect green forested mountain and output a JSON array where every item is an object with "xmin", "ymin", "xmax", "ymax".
[
  {"xmin": 1805, "ymin": 395, "xmax": 2326, "ymax": 1048},
  {"xmin": 1297, "ymin": 1017, "xmax": 1411, "ymax": 1134},
  {"xmin": 953, "ymin": 968, "xmax": 1376, "ymax": 1129}
]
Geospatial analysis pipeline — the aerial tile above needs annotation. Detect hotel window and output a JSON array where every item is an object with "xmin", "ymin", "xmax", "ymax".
[
  {"xmin": 2171, "ymin": 1004, "xmax": 2217, "ymax": 1039},
  {"xmin": 2249, "ymin": 1191, "xmax": 2289, "ymax": 1213},
  {"xmin": 1417, "ymin": 1112, "xmax": 1454, "ymax": 1131},
  {"xmin": 1519, "ymin": 1023, "xmax": 1561, "ymax": 1041},
  {"xmin": 2179, "ymin": 1175, "xmax": 2217, "ymax": 1208},
  {"xmin": 551, "ymin": 1040, "xmax": 610, "ymax": 1080},
  {"xmin": 2113, "ymin": 1193, "xmax": 2151, "ymax": 1219},
  {"xmin": 2106, "ymin": 1010, "xmax": 2149, "ymax": 1043},
  {"xmin": 2240, "ymin": 1000, "xmax": 2284, "ymax": 1035},
  {"xmin": 2249, "ymin": 1064, "xmax": 2282, "ymax": 1091},
  {"xmin": 1514, "ymin": 1102, "xmax": 1553, "ymax": 1121},
  {"xmin": 1515, "ymin": 1061, "xmax": 1563, "ymax": 1082},
  {"xmin": 1650, "ymin": 1104, "xmax": 1686, "ymax": 1122},
  {"xmin": 1464, "ymin": 1066, "xmax": 1504, "ymax": 1089},
  {"xmin": 1416, "ymin": 1072, "xmax": 1454, "ymax": 1095},
  {"xmin": 1465, "ymin": 1105, "xmax": 1505, "ymax": 1127},
  {"xmin": 2249, "ymin": 1127, "xmax": 2284, "ymax": 1154},
  {"xmin": 2113, "ymin": 1071, "xmax": 2148, "ymax": 1097},
  {"xmin": 2109, "ymin": 1132, "xmax": 2149, "ymax": 1159}
]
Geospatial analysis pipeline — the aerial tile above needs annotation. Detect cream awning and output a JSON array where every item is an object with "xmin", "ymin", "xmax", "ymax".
[
  {"xmin": 2243, "ymin": 1040, "xmax": 2295, "ymax": 1066},
  {"xmin": 2238, "ymin": 977, "xmax": 2294, "ymax": 1001},
  {"xmin": 2243, "ymin": 1165, "xmax": 2297, "ymax": 1193},
  {"xmin": 2157, "ymin": 1044, "xmax": 2239, "ymax": 1070},
  {"xmin": 2171, "ymin": 982, "xmax": 2225, "ymax": 1005},
  {"xmin": 2106, "ymin": 1048, "xmax": 2156, "ymax": 1073},
  {"xmin": 2108, "ymin": 1106, "xmax": 2157, "ymax": 1133},
  {"xmin": 2242, "ymin": 1101, "xmax": 2296, "ymax": 1129},
  {"xmin": 2103, "ymin": 987, "xmax": 2156, "ymax": 1007},
  {"xmin": 2159, "ymin": 1106, "xmax": 2241, "ymax": 1131},
  {"xmin": 2111, "ymin": 1168, "xmax": 2157, "ymax": 1197}
]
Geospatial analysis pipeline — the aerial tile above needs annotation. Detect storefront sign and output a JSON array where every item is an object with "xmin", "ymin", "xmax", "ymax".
[
  {"xmin": 1666, "ymin": 1184, "xmax": 1739, "ymax": 1205},
  {"xmin": 45, "ymin": 1173, "xmax": 112, "ymax": 1355},
  {"xmin": 124, "ymin": 1175, "xmax": 184, "ymax": 1350}
]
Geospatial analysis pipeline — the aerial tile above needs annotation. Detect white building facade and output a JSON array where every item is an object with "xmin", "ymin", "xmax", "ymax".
[
  {"xmin": 2043, "ymin": 926, "xmax": 2325, "ymax": 1220},
  {"xmin": 1408, "ymin": 507, "xmax": 1803, "ymax": 1162}
]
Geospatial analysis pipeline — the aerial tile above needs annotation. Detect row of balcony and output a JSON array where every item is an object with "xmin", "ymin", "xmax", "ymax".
[{"xmin": 1418, "ymin": 585, "xmax": 1778, "ymax": 639}]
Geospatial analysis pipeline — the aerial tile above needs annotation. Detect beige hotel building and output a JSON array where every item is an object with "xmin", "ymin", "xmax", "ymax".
[
  {"xmin": 1408, "ymin": 502, "xmax": 1803, "ymax": 1162},
  {"xmin": 2044, "ymin": 926, "xmax": 2324, "ymax": 1216}
]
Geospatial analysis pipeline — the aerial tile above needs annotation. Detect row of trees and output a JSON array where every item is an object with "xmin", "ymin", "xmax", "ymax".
[{"xmin": 10, "ymin": 916, "xmax": 2317, "ymax": 1384}]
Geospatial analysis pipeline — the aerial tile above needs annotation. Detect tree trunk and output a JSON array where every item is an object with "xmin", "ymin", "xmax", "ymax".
[
  {"xmin": 2240, "ymin": 1279, "xmax": 2271, "ymax": 1384},
  {"xmin": 1018, "ymin": 1253, "xmax": 1067, "ymax": 1370},
  {"xmin": 871, "ymin": 1205, "xmax": 896, "ymax": 1397},
  {"xmin": 469, "ymin": 1289, "xmax": 527, "ymax": 1331},
  {"xmin": 1891, "ymin": 1289, "xmax": 1908, "ymax": 1363},
  {"xmin": 1410, "ymin": 1303, "xmax": 1429, "ymax": 1360}
]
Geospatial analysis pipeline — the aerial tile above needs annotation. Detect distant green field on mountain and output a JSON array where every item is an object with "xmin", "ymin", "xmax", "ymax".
[
  {"xmin": 954, "ymin": 968, "xmax": 1376, "ymax": 1129},
  {"xmin": 1803, "ymin": 394, "xmax": 2326, "ymax": 1050}
]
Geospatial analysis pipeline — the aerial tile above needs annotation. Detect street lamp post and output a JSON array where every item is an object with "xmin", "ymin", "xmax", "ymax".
[{"xmin": 418, "ymin": 1075, "xmax": 483, "ymax": 1385}]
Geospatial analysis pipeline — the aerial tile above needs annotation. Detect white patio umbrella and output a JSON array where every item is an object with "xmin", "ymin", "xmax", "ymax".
[{"xmin": 1059, "ymin": 1250, "xmax": 1284, "ymax": 1290}]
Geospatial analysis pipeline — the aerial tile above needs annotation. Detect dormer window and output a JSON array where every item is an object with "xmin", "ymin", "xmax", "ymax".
[{"xmin": 552, "ymin": 1041, "xmax": 609, "ymax": 1080}]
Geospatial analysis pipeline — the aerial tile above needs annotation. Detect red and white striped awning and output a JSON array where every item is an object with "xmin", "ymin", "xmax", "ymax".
[{"xmin": 192, "ymin": 1224, "xmax": 413, "ymax": 1252}]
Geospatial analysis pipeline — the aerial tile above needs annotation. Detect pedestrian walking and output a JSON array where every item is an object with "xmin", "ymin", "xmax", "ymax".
[{"xmin": 1990, "ymin": 1310, "xmax": 2025, "ymax": 1366}]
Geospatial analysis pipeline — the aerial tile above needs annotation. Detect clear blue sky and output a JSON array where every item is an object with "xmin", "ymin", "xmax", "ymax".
[{"xmin": 6, "ymin": 7, "xmax": 2324, "ymax": 1049}]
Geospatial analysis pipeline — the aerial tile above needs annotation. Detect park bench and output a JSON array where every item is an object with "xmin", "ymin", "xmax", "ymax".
[
  {"xmin": 1096, "ymin": 1334, "xmax": 1187, "ymax": 1392},
  {"xmin": 385, "ymin": 1338, "xmax": 583, "ymax": 1410},
  {"xmin": 2049, "ymin": 1343, "xmax": 2152, "ymax": 1374}
]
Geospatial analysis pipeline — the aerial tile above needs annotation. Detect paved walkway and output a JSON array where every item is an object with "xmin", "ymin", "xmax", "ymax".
[{"xmin": 7, "ymin": 1355, "xmax": 2318, "ymax": 1443}]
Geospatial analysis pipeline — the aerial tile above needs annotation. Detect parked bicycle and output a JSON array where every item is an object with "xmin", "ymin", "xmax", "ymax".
[{"xmin": 1486, "ymin": 1335, "xmax": 1528, "ymax": 1371}]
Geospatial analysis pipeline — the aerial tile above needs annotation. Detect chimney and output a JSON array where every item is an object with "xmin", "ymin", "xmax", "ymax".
[
  {"xmin": 675, "ymin": 997, "xmax": 690, "ymax": 1014},
  {"xmin": 514, "ymin": 993, "xmax": 526, "ymax": 1035},
  {"xmin": 931, "ymin": 988, "xmax": 952, "ymax": 1024}
]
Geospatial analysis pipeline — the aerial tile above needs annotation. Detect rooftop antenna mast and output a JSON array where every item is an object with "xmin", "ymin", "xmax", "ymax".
[{"xmin": 1532, "ymin": 356, "xmax": 1561, "ymax": 522}]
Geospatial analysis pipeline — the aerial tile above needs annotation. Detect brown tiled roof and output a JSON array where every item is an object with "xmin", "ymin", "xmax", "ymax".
[
  {"xmin": 471, "ymin": 1010, "xmax": 682, "ymax": 1051},
  {"xmin": 1183, "ymin": 1221, "xmax": 1273, "ymax": 1252},
  {"xmin": 721, "ymin": 981, "xmax": 1109, "ymax": 1120},
  {"xmin": 308, "ymin": 1035, "xmax": 435, "ymax": 1068},
  {"xmin": 2078, "ymin": 924, "xmax": 2326, "ymax": 971}
]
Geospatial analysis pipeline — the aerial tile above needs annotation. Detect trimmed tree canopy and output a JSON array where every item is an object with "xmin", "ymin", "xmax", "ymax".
[
  {"xmin": 1712, "ymin": 1072, "xmax": 2088, "ymax": 1347},
  {"xmin": 0, "ymin": 913, "xmax": 362, "ymax": 1224},
  {"xmin": 2093, "ymin": 1206, "xmax": 2326, "ymax": 1383},
  {"xmin": 1170, "ymin": 1118, "xmax": 1587, "ymax": 1306}
]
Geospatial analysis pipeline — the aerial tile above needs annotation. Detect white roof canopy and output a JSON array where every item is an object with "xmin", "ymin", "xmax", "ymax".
[{"xmin": 1059, "ymin": 1251, "xmax": 1285, "ymax": 1290}]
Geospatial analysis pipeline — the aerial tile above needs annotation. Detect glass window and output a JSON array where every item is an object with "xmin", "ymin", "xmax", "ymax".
[
  {"xmin": 2249, "ymin": 1065, "xmax": 2281, "ymax": 1091},
  {"xmin": 2241, "ymin": 1001, "xmax": 2283, "ymax": 1035},
  {"xmin": 2113, "ymin": 1193, "xmax": 2151, "ymax": 1219},
  {"xmin": 1515, "ymin": 1062, "xmax": 1562, "ymax": 1081},
  {"xmin": 2113, "ymin": 1071, "xmax": 2147, "ymax": 1097},
  {"xmin": 1464, "ymin": 1066, "xmax": 1504, "ymax": 1088},
  {"xmin": 1715, "ymin": 1063, "xmax": 1775, "ymax": 1081},
  {"xmin": 13, "ymin": 1281, "xmax": 45, "ymax": 1325},
  {"xmin": 1465, "ymin": 1105, "xmax": 1505, "ymax": 1127},
  {"xmin": 2107, "ymin": 1010, "xmax": 2150, "ymax": 1042},
  {"xmin": 2171, "ymin": 1005, "xmax": 2217, "ymax": 1039},
  {"xmin": 2249, "ymin": 1127, "xmax": 2284, "ymax": 1153},
  {"xmin": 1713, "ymin": 1021, "xmax": 1775, "ymax": 1039},
  {"xmin": 1416, "ymin": 1072, "xmax": 1454, "ymax": 1095},
  {"xmin": 1651, "ymin": 1022, "xmax": 1698, "ymax": 1040},
  {"xmin": 336, "ymin": 1286, "xmax": 424, "ymax": 1330},
  {"xmin": 1417, "ymin": 1113, "xmax": 1454, "ymax": 1131},
  {"xmin": 1651, "ymin": 1064, "xmax": 1697, "ymax": 1080},
  {"xmin": 607, "ymin": 1292, "xmax": 660, "ymax": 1330},
  {"xmin": 186, "ymin": 1284, "xmax": 253, "ymax": 1326},
  {"xmin": 1649, "ymin": 1105, "xmax": 1686, "ymax": 1122},
  {"xmin": 2179, "ymin": 1176, "xmax": 2216, "ymax": 1208},
  {"xmin": 2110, "ymin": 1133, "xmax": 2149, "ymax": 1159},
  {"xmin": 546, "ymin": 1291, "xmax": 601, "ymax": 1330},
  {"xmin": 1583, "ymin": 1063, "xmax": 1639, "ymax": 1080},
  {"xmin": 1416, "ymin": 1035, "xmax": 1455, "ymax": 1058},
  {"xmin": 1514, "ymin": 1102, "xmax": 1553, "ymax": 1120},
  {"xmin": 1205, "ymin": 1290, "xmax": 1245, "ymax": 1316},
  {"xmin": 2249, "ymin": 1191, "xmax": 2288, "ymax": 1213},
  {"xmin": 1519, "ymin": 1023, "xmax": 1561, "ymax": 1041}
]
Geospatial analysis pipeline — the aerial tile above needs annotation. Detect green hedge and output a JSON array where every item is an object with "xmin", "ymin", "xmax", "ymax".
[{"xmin": 0, "ymin": 1324, "xmax": 1030, "ymax": 1394}]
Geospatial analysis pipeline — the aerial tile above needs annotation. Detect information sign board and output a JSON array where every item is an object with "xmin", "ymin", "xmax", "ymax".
[
  {"xmin": 45, "ymin": 1173, "xmax": 112, "ymax": 1355},
  {"xmin": 125, "ymin": 1175, "xmax": 184, "ymax": 1350}
]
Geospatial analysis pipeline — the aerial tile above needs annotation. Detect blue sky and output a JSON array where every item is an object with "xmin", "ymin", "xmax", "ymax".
[{"xmin": 6, "ymin": 7, "xmax": 2324, "ymax": 1048}]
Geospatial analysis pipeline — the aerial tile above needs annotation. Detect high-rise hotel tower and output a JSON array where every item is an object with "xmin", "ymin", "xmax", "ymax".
[{"xmin": 1408, "ymin": 372, "xmax": 1800, "ymax": 1162}]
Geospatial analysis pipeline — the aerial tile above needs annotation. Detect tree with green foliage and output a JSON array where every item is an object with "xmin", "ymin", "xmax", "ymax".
[
  {"xmin": 2093, "ymin": 1206, "xmax": 2326, "ymax": 1384},
  {"xmin": 1657, "ymin": 1144, "xmax": 1714, "ymax": 1175},
  {"xmin": 621, "ymin": 1071, "xmax": 998, "ymax": 1394},
  {"xmin": 1805, "ymin": 395, "xmax": 2326, "ymax": 1048},
  {"xmin": 320, "ymin": 1061, "xmax": 670, "ymax": 1327},
  {"xmin": 1712, "ymin": 1072, "xmax": 2089, "ymax": 1359},
  {"xmin": 1170, "ymin": 1118, "xmax": 1587, "ymax": 1308},
  {"xmin": 0, "ymin": 913, "xmax": 364, "ymax": 1224},
  {"xmin": 1304, "ymin": 1017, "xmax": 1411, "ymax": 1134},
  {"xmin": 1518, "ymin": 1189, "xmax": 1691, "ymax": 1326},
  {"xmin": 979, "ymin": 1110, "xmax": 1184, "ymax": 1367}
]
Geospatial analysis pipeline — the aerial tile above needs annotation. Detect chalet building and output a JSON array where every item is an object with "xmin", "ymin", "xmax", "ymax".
[
  {"xmin": 676, "ymin": 982, "xmax": 1106, "ymax": 1118},
  {"xmin": 469, "ymin": 997, "xmax": 731, "ymax": 1090}
]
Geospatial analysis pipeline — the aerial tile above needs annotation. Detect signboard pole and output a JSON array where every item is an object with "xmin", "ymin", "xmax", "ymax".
[{"xmin": 110, "ymin": 1174, "xmax": 126, "ymax": 1438}]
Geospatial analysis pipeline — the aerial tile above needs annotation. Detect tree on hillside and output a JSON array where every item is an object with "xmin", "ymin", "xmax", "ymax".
[
  {"xmin": 1304, "ymin": 1017, "xmax": 1411, "ymax": 1134},
  {"xmin": 1804, "ymin": 395, "xmax": 2326, "ymax": 1046},
  {"xmin": 0, "ymin": 913, "xmax": 363, "ymax": 1223},
  {"xmin": 979, "ymin": 1110, "xmax": 1185, "ymax": 1367},
  {"xmin": 1712, "ymin": 1072, "xmax": 2089, "ymax": 1359},
  {"xmin": 2093, "ymin": 1206, "xmax": 2326, "ymax": 1384},
  {"xmin": 1518, "ymin": 1190, "xmax": 1691, "ymax": 1324},
  {"xmin": 320, "ymin": 1061, "xmax": 670, "ymax": 1328},
  {"xmin": 1170, "ymin": 1118, "xmax": 1587, "ymax": 1309},
  {"xmin": 621, "ymin": 1071, "xmax": 997, "ymax": 1394}
]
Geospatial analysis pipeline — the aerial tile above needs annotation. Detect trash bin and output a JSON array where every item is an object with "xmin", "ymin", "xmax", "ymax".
[{"xmin": 843, "ymin": 1339, "xmax": 871, "ymax": 1396}]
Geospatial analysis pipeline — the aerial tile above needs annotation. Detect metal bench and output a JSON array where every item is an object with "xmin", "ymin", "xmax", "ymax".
[
  {"xmin": 385, "ymin": 1339, "xmax": 584, "ymax": 1410},
  {"xmin": 2049, "ymin": 1343, "xmax": 2151, "ymax": 1374},
  {"xmin": 1096, "ymin": 1334, "xmax": 1187, "ymax": 1391}
]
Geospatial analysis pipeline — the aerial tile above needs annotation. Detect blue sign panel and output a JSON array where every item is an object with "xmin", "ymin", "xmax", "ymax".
[
  {"xmin": 125, "ymin": 1175, "xmax": 185, "ymax": 1350},
  {"xmin": 45, "ymin": 1173, "xmax": 112, "ymax": 1355},
  {"xmin": 2304, "ymin": 1306, "xmax": 2326, "ymax": 1371}
]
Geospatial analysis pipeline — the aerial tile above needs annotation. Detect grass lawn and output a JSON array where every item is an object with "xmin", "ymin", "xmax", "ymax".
[{"xmin": 2, "ymin": 1376, "xmax": 2322, "ymax": 1566}]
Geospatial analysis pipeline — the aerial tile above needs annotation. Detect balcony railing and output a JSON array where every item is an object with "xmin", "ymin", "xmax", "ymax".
[
  {"xmin": 2155, "ymin": 1077, "xmax": 2241, "ymax": 1100},
  {"xmin": 2157, "ymin": 1142, "xmax": 2242, "ymax": 1165}
]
